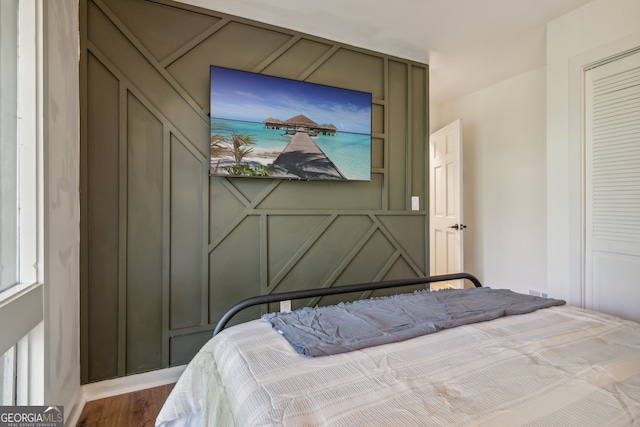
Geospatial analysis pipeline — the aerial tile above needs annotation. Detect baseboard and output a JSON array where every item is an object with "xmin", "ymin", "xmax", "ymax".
[
  {"xmin": 82, "ymin": 365, "xmax": 187, "ymax": 402},
  {"xmin": 64, "ymin": 386, "xmax": 85, "ymax": 427}
]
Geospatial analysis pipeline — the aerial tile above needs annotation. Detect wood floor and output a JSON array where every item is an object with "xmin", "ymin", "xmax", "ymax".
[{"xmin": 76, "ymin": 383, "xmax": 175, "ymax": 427}]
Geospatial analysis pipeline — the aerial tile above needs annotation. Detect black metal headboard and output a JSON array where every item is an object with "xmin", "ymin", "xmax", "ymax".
[{"xmin": 213, "ymin": 272, "xmax": 482, "ymax": 335}]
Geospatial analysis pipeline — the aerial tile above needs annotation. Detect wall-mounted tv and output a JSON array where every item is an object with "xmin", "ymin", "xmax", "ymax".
[{"xmin": 209, "ymin": 66, "xmax": 372, "ymax": 181}]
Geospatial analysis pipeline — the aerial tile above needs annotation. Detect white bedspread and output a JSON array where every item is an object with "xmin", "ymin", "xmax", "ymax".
[{"xmin": 156, "ymin": 305, "xmax": 640, "ymax": 426}]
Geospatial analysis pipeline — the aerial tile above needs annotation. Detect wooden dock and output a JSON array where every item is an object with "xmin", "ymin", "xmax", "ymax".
[{"xmin": 271, "ymin": 132, "xmax": 346, "ymax": 180}]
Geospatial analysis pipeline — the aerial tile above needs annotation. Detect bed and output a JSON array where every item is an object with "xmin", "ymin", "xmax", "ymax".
[{"xmin": 156, "ymin": 273, "xmax": 640, "ymax": 426}]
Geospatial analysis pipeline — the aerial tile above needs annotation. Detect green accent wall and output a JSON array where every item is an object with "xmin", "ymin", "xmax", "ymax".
[{"xmin": 80, "ymin": 0, "xmax": 429, "ymax": 383}]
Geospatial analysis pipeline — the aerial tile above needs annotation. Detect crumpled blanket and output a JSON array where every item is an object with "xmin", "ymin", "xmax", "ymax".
[{"xmin": 262, "ymin": 287, "xmax": 565, "ymax": 356}]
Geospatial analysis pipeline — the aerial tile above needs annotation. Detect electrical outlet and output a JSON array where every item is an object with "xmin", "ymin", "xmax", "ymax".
[
  {"xmin": 280, "ymin": 300, "xmax": 291, "ymax": 312},
  {"xmin": 411, "ymin": 196, "xmax": 420, "ymax": 211}
]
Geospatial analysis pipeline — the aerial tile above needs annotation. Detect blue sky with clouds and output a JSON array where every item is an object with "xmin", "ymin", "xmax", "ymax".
[{"xmin": 210, "ymin": 66, "xmax": 372, "ymax": 135}]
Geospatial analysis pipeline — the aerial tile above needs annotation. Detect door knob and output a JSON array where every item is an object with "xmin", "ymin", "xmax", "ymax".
[{"xmin": 448, "ymin": 224, "xmax": 467, "ymax": 230}]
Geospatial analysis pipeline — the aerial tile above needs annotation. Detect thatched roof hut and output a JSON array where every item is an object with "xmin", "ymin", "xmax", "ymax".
[
  {"xmin": 318, "ymin": 123, "xmax": 337, "ymax": 136},
  {"xmin": 266, "ymin": 114, "xmax": 337, "ymax": 135},
  {"xmin": 264, "ymin": 117, "xmax": 285, "ymax": 129},
  {"xmin": 284, "ymin": 114, "xmax": 318, "ymax": 128}
]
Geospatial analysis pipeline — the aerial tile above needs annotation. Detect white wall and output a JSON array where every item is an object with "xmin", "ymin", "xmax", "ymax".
[
  {"xmin": 546, "ymin": 0, "xmax": 640, "ymax": 305},
  {"xmin": 432, "ymin": 0, "xmax": 640, "ymax": 302},
  {"xmin": 432, "ymin": 67, "xmax": 547, "ymax": 296},
  {"xmin": 43, "ymin": 0, "xmax": 82, "ymax": 422}
]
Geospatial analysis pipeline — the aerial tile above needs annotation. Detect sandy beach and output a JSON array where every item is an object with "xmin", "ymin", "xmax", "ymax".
[{"xmin": 210, "ymin": 143, "xmax": 282, "ymax": 175}]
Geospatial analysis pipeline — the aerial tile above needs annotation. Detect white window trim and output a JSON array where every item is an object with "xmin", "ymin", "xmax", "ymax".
[
  {"xmin": 0, "ymin": 0, "xmax": 44, "ymax": 405},
  {"xmin": 0, "ymin": 284, "xmax": 42, "ymax": 356},
  {"xmin": 18, "ymin": 0, "xmax": 43, "ymax": 287}
]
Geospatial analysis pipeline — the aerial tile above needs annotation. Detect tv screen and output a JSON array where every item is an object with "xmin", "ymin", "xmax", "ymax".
[{"xmin": 209, "ymin": 66, "xmax": 372, "ymax": 181}]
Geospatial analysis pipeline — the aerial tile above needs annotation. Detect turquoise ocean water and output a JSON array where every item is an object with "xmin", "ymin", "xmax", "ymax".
[{"xmin": 211, "ymin": 118, "xmax": 371, "ymax": 181}]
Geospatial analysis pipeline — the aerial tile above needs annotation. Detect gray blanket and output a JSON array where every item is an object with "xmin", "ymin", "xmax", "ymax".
[{"xmin": 262, "ymin": 287, "xmax": 565, "ymax": 356}]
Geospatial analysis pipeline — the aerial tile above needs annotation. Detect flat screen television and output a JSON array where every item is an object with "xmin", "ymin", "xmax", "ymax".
[{"xmin": 209, "ymin": 66, "xmax": 372, "ymax": 181}]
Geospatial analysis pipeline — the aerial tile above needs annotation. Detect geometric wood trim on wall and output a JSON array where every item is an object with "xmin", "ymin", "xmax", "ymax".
[{"xmin": 81, "ymin": 0, "xmax": 429, "ymax": 383}]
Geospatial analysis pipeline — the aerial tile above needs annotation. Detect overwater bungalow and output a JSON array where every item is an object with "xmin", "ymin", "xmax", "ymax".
[
  {"xmin": 264, "ymin": 117, "xmax": 284, "ymax": 129},
  {"xmin": 317, "ymin": 123, "xmax": 337, "ymax": 136},
  {"xmin": 284, "ymin": 114, "xmax": 317, "ymax": 133},
  {"xmin": 264, "ymin": 114, "xmax": 338, "ymax": 136}
]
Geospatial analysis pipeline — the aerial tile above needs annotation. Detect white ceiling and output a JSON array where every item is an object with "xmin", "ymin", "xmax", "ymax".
[{"xmin": 176, "ymin": 0, "xmax": 595, "ymax": 103}]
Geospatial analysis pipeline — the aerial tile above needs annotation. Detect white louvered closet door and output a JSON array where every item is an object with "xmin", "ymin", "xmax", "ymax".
[{"xmin": 585, "ymin": 50, "xmax": 640, "ymax": 322}]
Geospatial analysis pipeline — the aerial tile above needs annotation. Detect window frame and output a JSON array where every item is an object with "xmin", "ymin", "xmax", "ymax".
[
  {"xmin": 0, "ymin": 0, "xmax": 19, "ymax": 294},
  {"xmin": 0, "ymin": 0, "xmax": 44, "ymax": 405}
]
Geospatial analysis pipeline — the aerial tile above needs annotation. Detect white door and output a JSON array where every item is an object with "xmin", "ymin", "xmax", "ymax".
[
  {"xmin": 585, "ymin": 50, "xmax": 640, "ymax": 322},
  {"xmin": 429, "ymin": 119, "xmax": 464, "ymax": 290}
]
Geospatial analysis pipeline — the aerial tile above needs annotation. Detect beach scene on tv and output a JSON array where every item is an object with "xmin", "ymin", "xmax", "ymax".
[{"xmin": 209, "ymin": 66, "xmax": 372, "ymax": 181}]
